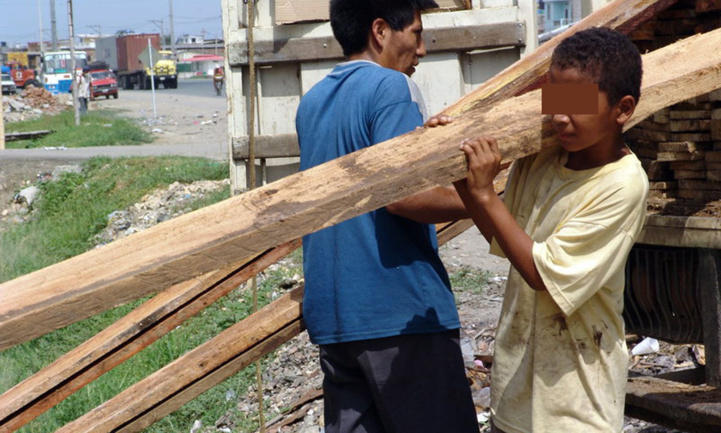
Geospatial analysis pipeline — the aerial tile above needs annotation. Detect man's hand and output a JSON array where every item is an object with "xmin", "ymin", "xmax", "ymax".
[
  {"xmin": 456, "ymin": 137, "xmax": 502, "ymax": 202},
  {"xmin": 422, "ymin": 114, "xmax": 454, "ymax": 128}
]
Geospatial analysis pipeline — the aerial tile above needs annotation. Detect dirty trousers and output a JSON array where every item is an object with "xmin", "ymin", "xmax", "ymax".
[{"xmin": 320, "ymin": 329, "xmax": 480, "ymax": 433}]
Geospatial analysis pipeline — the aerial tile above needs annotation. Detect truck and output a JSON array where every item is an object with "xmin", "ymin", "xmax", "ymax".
[
  {"xmin": 86, "ymin": 61, "xmax": 119, "ymax": 100},
  {"xmin": 7, "ymin": 61, "xmax": 41, "ymax": 89},
  {"xmin": 96, "ymin": 33, "xmax": 178, "ymax": 91}
]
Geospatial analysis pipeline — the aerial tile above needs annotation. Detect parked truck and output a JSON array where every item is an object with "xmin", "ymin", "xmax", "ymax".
[
  {"xmin": 96, "ymin": 33, "xmax": 177, "ymax": 91},
  {"xmin": 6, "ymin": 61, "xmax": 41, "ymax": 89}
]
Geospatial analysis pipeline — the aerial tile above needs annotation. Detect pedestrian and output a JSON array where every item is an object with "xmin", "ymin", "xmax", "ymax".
[
  {"xmin": 78, "ymin": 67, "xmax": 90, "ymax": 116},
  {"xmin": 454, "ymin": 27, "xmax": 649, "ymax": 433},
  {"xmin": 295, "ymin": 0, "xmax": 480, "ymax": 432}
]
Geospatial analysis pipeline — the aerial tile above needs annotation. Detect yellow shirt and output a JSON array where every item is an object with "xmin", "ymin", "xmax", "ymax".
[{"xmin": 490, "ymin": 146, "xmax": 649, "ymax": 433}]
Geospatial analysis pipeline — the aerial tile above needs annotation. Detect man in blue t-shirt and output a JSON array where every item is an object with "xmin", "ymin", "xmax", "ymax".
[{"xmin": 295, "ymin": 1, "xmax": 480, "ymax": 432}]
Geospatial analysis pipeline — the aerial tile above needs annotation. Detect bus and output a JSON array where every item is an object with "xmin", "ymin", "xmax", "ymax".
[{"xmin": 41, "ymin": 51, "xmax": 88, "ymax": 94}]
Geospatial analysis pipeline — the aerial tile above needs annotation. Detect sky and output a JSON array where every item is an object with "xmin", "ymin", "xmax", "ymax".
[{"xmin": 0, "ymin": 0, "xmax": 223, "ymax": 47}]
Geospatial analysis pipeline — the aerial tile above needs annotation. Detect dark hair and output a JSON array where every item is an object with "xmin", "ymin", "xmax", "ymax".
[
  {"xmin": 551, "ymin": 27, "xmax": 642, "ymax": 106},
  {"xmin": 330, "ymin": 0, "xmax": 439, "ymax": 57}
]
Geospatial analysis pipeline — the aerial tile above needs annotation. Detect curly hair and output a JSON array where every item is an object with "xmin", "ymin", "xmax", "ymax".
[
  {"xmin": 551, "ymin": 27, "xmax": 643, "ymax": 106},
  {"xmin": 330, "ymin": 0, "xmax": 439, "ymax": 57}
]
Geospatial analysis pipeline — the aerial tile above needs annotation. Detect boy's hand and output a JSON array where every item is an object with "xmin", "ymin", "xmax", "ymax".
[
  {"xmin": 457, "ymin": 137, "xmax": 501, "ymax": 201},
  {"xmin": 422, "ymin": 114, "xmax": 454, "ymax": 128}
]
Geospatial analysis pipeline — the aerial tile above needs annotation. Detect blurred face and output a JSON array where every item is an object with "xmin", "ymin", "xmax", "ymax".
[
  {"xmin": 548, "ymin": 66, "xmax": 621, "ymax": 162},
  {"xmin": 377, "ymin": 11, "xmax": 426, "ymax": 76}
]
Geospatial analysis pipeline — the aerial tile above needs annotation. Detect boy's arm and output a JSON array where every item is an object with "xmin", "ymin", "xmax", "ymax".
[
  {"xmin": 386, "ymin": 114, "xmax": 469, "ymax": 224},
  {"xmin": 453, "ymin": 137, "xmax": 547, "ymax": 292}
]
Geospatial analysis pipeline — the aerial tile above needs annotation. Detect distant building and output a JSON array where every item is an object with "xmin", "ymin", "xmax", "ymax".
[
  {"xmin": 539, "ymin": 0, "xmax": 571, "ymax": 33},
  {"xmin": 177, "ymin": 34, "xmax": 204, "ymax": 45}
]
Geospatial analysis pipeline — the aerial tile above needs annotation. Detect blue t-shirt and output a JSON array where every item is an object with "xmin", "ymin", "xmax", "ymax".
[{"xmin": 296, "ymin": 60, "xmax": 460, "ymax": 345}]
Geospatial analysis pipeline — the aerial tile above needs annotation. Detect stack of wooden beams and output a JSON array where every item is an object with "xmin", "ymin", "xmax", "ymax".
[
  {"xmin": 627, "ymin": 0, "xmax": 721, "ymax": 208},
  {"xmin": 628, "ymin": 93, "xmax": 721, "ymax": 203},
  {"xmin": 631, "ymin": 0, "xmax": 721, "ymax": 52}
]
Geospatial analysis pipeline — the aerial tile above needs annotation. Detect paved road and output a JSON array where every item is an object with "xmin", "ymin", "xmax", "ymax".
[
  {"xmin": 0, "ymin": 142, "xmax": 227, "ymax": 161},
  {"xmin": 2, "ymin": 78, "xmax": 229, "ymax": 161}
]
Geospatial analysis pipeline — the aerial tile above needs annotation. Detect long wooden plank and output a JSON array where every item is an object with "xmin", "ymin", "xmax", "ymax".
[
  {"xmin": 1, "ymin": 25, "xmax": 720, "ymax": 354},
  {"xmin": 626, "ymin": 376, "xmax": 721, "ymax": 433},
  {"xmin": 227, "ymin": 22, "xmax": 525, "ymax": 66},
  {"xmin": 55, "ymin": 287, "xmax": 305, "ymax": 433},
  {"xmin": 442, "ymin": 0, "xmax": 679, "ymax": 116},
  {"xmin": 4, "ymin": 130, "xmax": 54, "ymax": 142},
  {"xmin": 0, "ymin": 240, "xmax": 300, "ymax": 433},
  {"xmin": 0, "ymin": 215, "xmax": 473, "ymax": 431}
]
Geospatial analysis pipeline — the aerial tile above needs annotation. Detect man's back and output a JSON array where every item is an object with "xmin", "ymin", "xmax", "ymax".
[{"xmin": 296, "ymin": 60, "xmax": 459, "ymax": 346}]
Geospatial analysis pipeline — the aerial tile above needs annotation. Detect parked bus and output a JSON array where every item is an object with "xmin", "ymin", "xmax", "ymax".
[{"xmin": 42, "ymin": 51, "xmax": 88, "ymax": 94}]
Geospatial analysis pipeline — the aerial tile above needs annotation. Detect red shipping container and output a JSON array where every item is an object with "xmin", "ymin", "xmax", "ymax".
[{"xmin": 116, "ymin": 34, "xmax": 161, "ymax": 72}]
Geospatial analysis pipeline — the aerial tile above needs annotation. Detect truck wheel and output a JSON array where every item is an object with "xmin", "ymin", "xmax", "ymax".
[
  {"xmin": 106, "ymin": 95, "xmax": 110, "ymax": 99},
  {"xmin": 113, "ymin": 93, "xmax": 118, "ymax": 99},
  {"xmin": 24, "ymin": 80, "xmax": 40, "ymax": 89}
]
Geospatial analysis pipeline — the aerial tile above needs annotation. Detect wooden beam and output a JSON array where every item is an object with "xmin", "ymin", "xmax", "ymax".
[
  {"xmin": 626, "ymin": 376, "xmax": 721, "ymax": 433},
  {"xmin": 233, "ymin": 134, "xmax": 299, "ymax": 159},
  {"xmin": 46, "ymin": 219, "xmax": 473, "ymax": 433},
  {"xmin": 3, "ymin": 130, "xmax": 54, "ymax": 142},
  {"xmin": 699, "ymin": 249, "xmax": 721, "ymax": 387},
  {"xmin": 227, "ymin": 22, "xmax": 526, "ymax": 66},
  {"xmin": 1, "ymin": 25, "xmax": 720, "ymax": 353},
  {"xmin": 54, "ymin": 287, "xmax": 305, "ymax": 433},
  {"xmin": 442, "ymin": 0, "xmax": 679, "ymax": 116},
  {"xmin": 0, "ymin": 240, "xmax": 300, "ymax": 433}
]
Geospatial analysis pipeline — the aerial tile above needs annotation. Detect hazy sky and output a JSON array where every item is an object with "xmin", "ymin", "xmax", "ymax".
[{"xmin": 0, "ymin": 0, "xmax": 223, "ymax": 46}]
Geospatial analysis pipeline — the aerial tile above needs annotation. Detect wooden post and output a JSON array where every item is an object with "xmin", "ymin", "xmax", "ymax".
[
  {"xmin": 700, "ymin": 249, "xmax": 721, "ymax": 387},
  {"xmin": 1, "ymin": 26, "xmax": 720, "ymax": 353},
  {"xmin": 0, "ymin": 96, "xmax": 4, "ymax": 150}
]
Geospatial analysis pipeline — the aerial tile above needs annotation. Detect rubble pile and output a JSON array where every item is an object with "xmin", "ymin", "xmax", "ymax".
[
  {"xmin": 2, "ymin": 87, "xmax": 70, "ymax": 123},
  {"xmin": 94, "ymin": 179, "xmax": 230, "ymax": 246}
]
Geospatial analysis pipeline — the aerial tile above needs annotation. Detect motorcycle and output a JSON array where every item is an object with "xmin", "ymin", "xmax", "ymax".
[{"xmin": 213, "ymin": 67, "xmax": 224, "ymax": 96}]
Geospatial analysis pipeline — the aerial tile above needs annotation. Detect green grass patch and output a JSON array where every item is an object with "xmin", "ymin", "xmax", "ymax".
[
  {"xmin": 0, "ymin": 156, "xmax": 228, "ymax": 283},
  {"xmin": 5, "ymin": 110, "xmax": 152, "ymax": 149},
  {"xmin": 0, "ymin": 155, "xmax": 300, "ymax": 431},
  {"xmin": 449, "ymin": 267, "xmax": 492, "ymax": 295}
]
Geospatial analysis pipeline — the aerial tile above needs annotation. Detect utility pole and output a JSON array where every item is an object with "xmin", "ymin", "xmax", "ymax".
[
  {"xmin": 50, "ymin": 0, "xmax": 58, "ymax": 50},
  {"xmin": 150, "ymin": 20, "xmax": 165, "ymax": 46},
  {"xmin": 169, "ymin": 0, "xmax": 176, "ymax": 57},
  {"xmin": 38, "ymin": 0, "xmax": 44, "ymax": 54},
  {"xmin": 68, "ymin": 0, "xmax": 80, "ymax": 126}
]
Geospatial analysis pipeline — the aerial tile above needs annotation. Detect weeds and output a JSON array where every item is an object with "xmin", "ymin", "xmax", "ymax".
[{"xmin": 4, "ymin": 110, "xmax": 151, "ymax": 149}]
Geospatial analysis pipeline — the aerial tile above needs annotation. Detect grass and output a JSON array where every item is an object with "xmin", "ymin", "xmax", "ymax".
[
  {"xmin": 5, "ymin": 109, "xmax": 152, "ymax": 149},
  {"xmin": 0, "ymin": 156, "xmax": 304, "ymax": 432},
  {"xmin": 0, "ymin": 156, "xmax": 227, "ymax": 283},
  {"xmin": 449, "ymin": 267, "xmax": 492, "ymax": 295}
]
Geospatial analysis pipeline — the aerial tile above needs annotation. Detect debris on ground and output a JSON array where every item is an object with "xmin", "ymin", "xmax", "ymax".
[
  {"xmin": 2, "ymin": 87, "xmax": 69, "ymax": 123},
  {"xmin": 94, "ymin": 179, "xmax": 230, "ymax": 245}
]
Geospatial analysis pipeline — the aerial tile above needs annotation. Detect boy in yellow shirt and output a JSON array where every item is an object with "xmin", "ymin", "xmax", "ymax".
[{"xmin": 454, "ymin": 27, "xmax": 649, "ymax": 432}]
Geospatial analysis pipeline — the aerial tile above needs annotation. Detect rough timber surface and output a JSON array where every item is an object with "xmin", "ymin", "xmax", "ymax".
[{"xmin": 1, "ymin": 24, "xmax": 720, "ymax": 355}]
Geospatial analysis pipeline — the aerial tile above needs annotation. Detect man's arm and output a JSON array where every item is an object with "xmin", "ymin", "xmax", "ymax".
[
  {"xmin": 454, "ymin": 137, "xmax": 547, "ymax": 292},
  {"xmin": 386, "ymin": 186, "xmax": 468, "ymax": 224}
]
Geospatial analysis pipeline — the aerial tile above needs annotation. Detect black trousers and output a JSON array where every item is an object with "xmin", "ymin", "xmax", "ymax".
[{"xmin": 320, "ymin": 329, "xmax": 480, "ymax": 433}]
